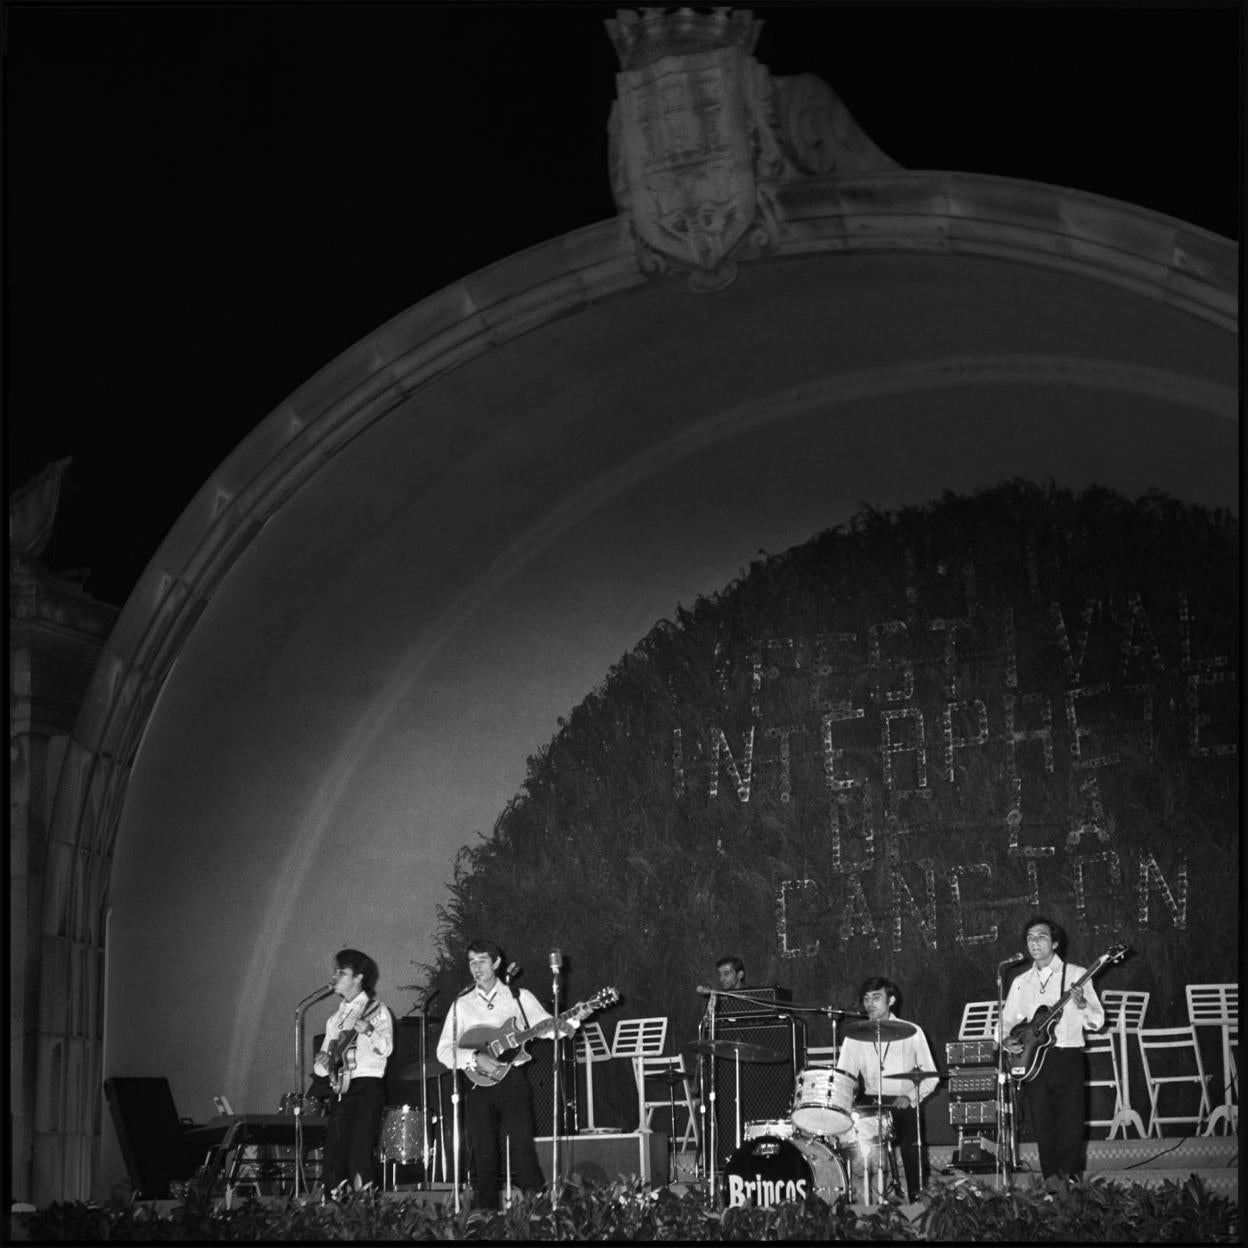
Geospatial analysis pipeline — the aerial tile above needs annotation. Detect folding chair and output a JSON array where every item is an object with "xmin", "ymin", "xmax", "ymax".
[
  {"xmin": 1137, "ymin": 1025, "xmax": 1211, "ymax": 1137},
  {"xmin": 1185, "ymin": 983, "xmax": 1238, "ymax": 1135}
]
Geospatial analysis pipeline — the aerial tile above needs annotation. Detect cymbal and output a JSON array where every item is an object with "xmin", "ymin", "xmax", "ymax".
[
  {"xmin": 881, "ymin": 1066, "xmax": 943, "ymax": 1083},
  {"xmin": 398, "ymin": 1059, "xmax": 446, "ymax": 1080},
  {"xmin": 646, "ymin": 1068, "xmax": 693, "ymax": 1086},
  {"xmin": 693, "ymin": 1038, "xmax": 784, "ymax": 1063},
  {"xmin": 842, "ymin": 1018, "xmax": 916, "ymax": 1043}
]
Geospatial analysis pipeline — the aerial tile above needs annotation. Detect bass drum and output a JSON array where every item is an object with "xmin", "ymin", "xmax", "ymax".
[{"xmin": 723, "ymin": 1134, "xmax": 848, "ymax": 1208}]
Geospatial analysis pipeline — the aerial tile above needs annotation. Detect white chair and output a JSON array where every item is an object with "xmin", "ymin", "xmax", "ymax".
[
  {"xmin": 1185, "ymin": 983, "xmax": 1238, "ymax": 1135},
  {"xmin": 958, "ymin": 1000, "xmax": 999, "ymax": 1040},
  {"xmin": 610, "ymin": 1017, "xmax": 669, "ymax": 1134},
  {"xmin": 1137, "ymin": 1025, "xmax": 1211, "ymax": 1137},
  {"xmin": 1084, "ymin": 1028, "xmax": 1120, "ymax": 1135},
  {"xmin": 573, "ymin": 1021, "xmax": 612, "ymax": 1132},
  {"xmin": 639, "ymin": 1053, "xmax": 700, "ymax": 1153},
  {"xmin": 1091, "ymin": 989, "xmax": 1149, "ymax": 1138}
]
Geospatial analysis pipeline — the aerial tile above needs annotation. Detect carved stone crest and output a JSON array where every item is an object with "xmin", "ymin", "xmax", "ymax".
[
  {"xmin": 607, "ymin": 8, "xmax": 785, "ymax": 292},
  {"xmin": 607, "ymin": 8, "xmax": 899, "ymax": 292}
]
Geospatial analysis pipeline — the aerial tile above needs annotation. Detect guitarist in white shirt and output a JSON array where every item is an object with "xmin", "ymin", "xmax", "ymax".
[
  {"xmin": 313, "ymin": 949, "xmax": 394, "ymax": 1194},
  {"xmin": 436, "ymin": 939, "xmax": 579, "ymax": 1210},
  {"xmin": 1000, "ymin": 917, "xmax": 1104, "ymax": 1187}
]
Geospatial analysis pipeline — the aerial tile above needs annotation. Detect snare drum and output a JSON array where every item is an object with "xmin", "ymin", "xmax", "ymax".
[
  {"xmin": 744, "ymin": 1118, "xmax": 795, "ymax": 1142},
  {"xmin": 847, "ymin": 1106, "xmax": 894, "ymax": 1150},
  {"xmin": 724, "ymin": 1134, "xmax": 848, "ymax": 1208},
  {"xmin": 380, "ymin": 1105, "xmax": 425, "ymax": 1163},
  {"xmin": 791, "ymin": 1067, "xmax": 856, "ymax": 1137}
]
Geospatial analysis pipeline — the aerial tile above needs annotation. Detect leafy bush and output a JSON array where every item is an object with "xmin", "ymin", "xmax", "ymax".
[{"xmin": 18, "ymin": 1175, "xmax": 1238, "ymax": 1242}]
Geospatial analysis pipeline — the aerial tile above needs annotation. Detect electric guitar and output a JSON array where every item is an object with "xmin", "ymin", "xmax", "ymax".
[
  {"xmin": 319, "ymin": 998, "xmax": 384, "ymax": 1096},
  {"xmin": 1006, "ymin": 944, "xmax": 1128, "ymax": 1082},
  {"xmin": 459, "ymin": 987, "xmax": 619, "ymax": 1087}
]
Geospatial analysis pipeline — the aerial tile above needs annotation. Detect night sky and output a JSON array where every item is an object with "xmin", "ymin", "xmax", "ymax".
[{"xmin": 6, "ymin": 2, "xmax": 1241, "ymax": 606}]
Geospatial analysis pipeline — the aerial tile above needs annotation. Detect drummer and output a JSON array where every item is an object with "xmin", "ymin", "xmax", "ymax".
[{"xmin": 836, "ymin": 976, "xmax": 938, "ymax": 1202}]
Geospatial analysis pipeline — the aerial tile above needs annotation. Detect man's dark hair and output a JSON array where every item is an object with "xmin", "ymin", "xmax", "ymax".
[
  {"xmin": 716, "ymin": 956, "xmax": 745, "ymax": 977},
  {"xmin": 334, "ymin": 948, "xmax": 379, "ymax": 998},
  {"xmin": 1022, "ymin": 915, "xmax": 1066, "ymax": 954},
  {"xmin": 858, "ymin": 975, "xmax": 900, "ymax": 1011},
  {"xmin": 466, "ymin": 938, "xmax": 504, "ymax": 963}
]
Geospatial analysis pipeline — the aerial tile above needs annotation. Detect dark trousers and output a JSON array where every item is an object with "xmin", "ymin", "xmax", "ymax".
[
  {"xmin": 324, "ymin": 1077, "xmax": 385, "ymax": 1191},
  {"xmin": 1020, "ymin": 1047, "xmax": 1086, "ymax": 1179},
  {"xmin": 891, "ymin": 1102, "xmax": 925, "ymax": 1199},
  {"xmin": 465, "ymin": 1066, "xmax": 544, "ymax": 1209}
]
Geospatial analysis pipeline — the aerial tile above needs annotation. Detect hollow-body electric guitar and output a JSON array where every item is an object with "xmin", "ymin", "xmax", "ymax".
[
  {"xmin": 1006, "ymin": 944, "xmax": 1128, "ymax": 1083},
  {"xmin": 459, "ymin": 987, "xmax": 619, "ymax": 1087},
  {"xmin": 322, "ymin": 998, "xmax": 384, "ymax": 1096}
]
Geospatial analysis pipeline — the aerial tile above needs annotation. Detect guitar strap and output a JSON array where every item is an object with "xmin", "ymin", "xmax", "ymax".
[{"xmin": 510, "ymin": 983, "xmax": 531, "ymax": 1030}]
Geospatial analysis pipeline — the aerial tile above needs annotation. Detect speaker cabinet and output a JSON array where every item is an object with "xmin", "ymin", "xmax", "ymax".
[
  {"xmin": 104, "ymin": 1077, "xmax": 199, "ymax": 1199},
  {"xmin": 709, "ymin": 1019, "xmax": 805, "ymax": 1164}
]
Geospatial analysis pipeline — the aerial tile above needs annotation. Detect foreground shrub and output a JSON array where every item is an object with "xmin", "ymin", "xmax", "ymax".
[{"xmin": 19, "ymin": 1174, "xmax": 1238, "ymax": 1242}]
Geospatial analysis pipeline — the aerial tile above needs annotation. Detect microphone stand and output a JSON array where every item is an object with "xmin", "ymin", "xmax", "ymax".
[
  {"xmin": 995, "ymin": 960, "xmax": 1014, "ymax": 1188},
  {"xmin": 705, "ymin": 992, "xmax": 718, "ymax": 1202},
  {"xmin": 293, "ymin": 984, "xmax": 333, "ymax": 1199},
  {"xmin": 550, "ymin": 956, "xmax": 562, "ymax": 1212},
  {"xmin": 451, "ymin": 992, "xmax": 463, "ymax": 1213}
]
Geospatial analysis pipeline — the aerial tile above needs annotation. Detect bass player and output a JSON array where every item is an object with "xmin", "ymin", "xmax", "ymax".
[
  {"xmin": 1000, "ymin": 916, "xmax": 1104, "ymax": 1187},
  {"xmin": 436, "ymin": 939, "xmax": 581, "ymax": 1210},
  {"xmin": 313, "ymin": 949, "xmax": 394, "ymax": 1194}
]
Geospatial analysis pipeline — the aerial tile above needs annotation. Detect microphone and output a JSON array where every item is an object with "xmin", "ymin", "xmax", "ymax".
[
  {"xmin": 999, "ymin": 952, "xmax": 1026, "ymax": 966},
  {"xmin": 505, "ymin": 961, "xmax": 522, "ymax": 982},
  {"xmin": 298, "ymin": 982, "xmax": 336, "ymax": 1007},
  {"xmin": 549, "ymin": 949, "xmax": 562, "ymax": 973},
  {"xmin": 695, "ymin": 985, "xmax": 715, "ymax": 996}
]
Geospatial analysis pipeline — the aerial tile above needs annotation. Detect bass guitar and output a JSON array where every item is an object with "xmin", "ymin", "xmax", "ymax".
[
  {"xmin": 459, "ymin": 987, "xmax": 619, "ymax": 1087},
  {"xmin": 1006, "ymin": 943, "xmax": 1128, "ymax": 1082},
  {"xmin": 320, "ymin": 997, "xmax": 384, "ymax": 1096}
]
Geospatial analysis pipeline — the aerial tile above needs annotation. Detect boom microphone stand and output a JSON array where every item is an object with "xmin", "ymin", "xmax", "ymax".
[{"xmin": 293, "ymin": 981, "xmax": 334, "ymax": 1198}]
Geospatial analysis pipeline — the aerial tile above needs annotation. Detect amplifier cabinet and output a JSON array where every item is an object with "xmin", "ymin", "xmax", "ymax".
[
  {"xmin": 949, "ymin": 1101, "xmax": 999, "ymax": 1126},
  {"xmin": 947, "ymin": 1068, "xmax": 997, "ymax": 1098},
  {"xmin": 709, "ymin": 1017, "xmax": 805, "ymax": 1165},
  {"xmin": 946, "ymin": 1040, "xmax": 995, "ymax": 1066}
]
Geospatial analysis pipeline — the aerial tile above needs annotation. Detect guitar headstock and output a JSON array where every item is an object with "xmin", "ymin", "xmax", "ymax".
[
  {"xmin": 1102, "ymin": 944, "xmax": 1130, "ymax": 966},
  {"xmin": 586, "ymin": 987, "xmax": 619, "ymax": 1012}
]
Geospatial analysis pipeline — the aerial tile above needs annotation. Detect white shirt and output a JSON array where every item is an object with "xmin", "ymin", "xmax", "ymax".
[
  {"xmin": 1000, "ymin": 956, "xmax": 1104, "ymax": 1049},
  {"xmin": 437, "ymin": 983, "xmax": 575, "ymax": 1072},
  {"xmin": 319, "ymin": 990, "xmax": 394, "ymax": 1080},
  {"xmin": 837, "ymin": 1015, "xmax": 939, "ymax": 1104}
]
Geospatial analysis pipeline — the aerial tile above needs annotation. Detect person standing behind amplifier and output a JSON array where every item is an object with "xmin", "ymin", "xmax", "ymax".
[
  {"xmin": 1000, "ymin": 915, "xmax": 1103, "ymax": 1188},
  {"xmin": 835, "ymin": 976, "xmax": 938, "ymax": 1202},
  {"xmin": 313, "ymin": 949, "xmax": 394, "ymax": 1194}
]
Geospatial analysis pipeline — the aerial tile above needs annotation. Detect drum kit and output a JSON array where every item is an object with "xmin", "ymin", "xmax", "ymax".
[{"xmin": 705, "ymin": 1010, "xmax": 942, "ymax": 1208}]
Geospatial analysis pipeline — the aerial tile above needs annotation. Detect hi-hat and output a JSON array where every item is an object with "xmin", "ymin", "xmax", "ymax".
[
  {"xmin": 882, "ymin": 1066, "xmax": 944, "ymax": 1083},
  {"xmin": 693, "ymin": 1038, "xmax": 783, "ymax": 1062},
  {"xmin": 842, "ymin": 1018, "xmax": 916, "ymax": 1043}
]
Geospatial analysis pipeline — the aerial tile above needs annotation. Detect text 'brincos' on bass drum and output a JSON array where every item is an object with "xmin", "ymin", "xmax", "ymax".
[{"xmin": 723, "ymin": 1134, "xmax": 848, "ymax": 1208}]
